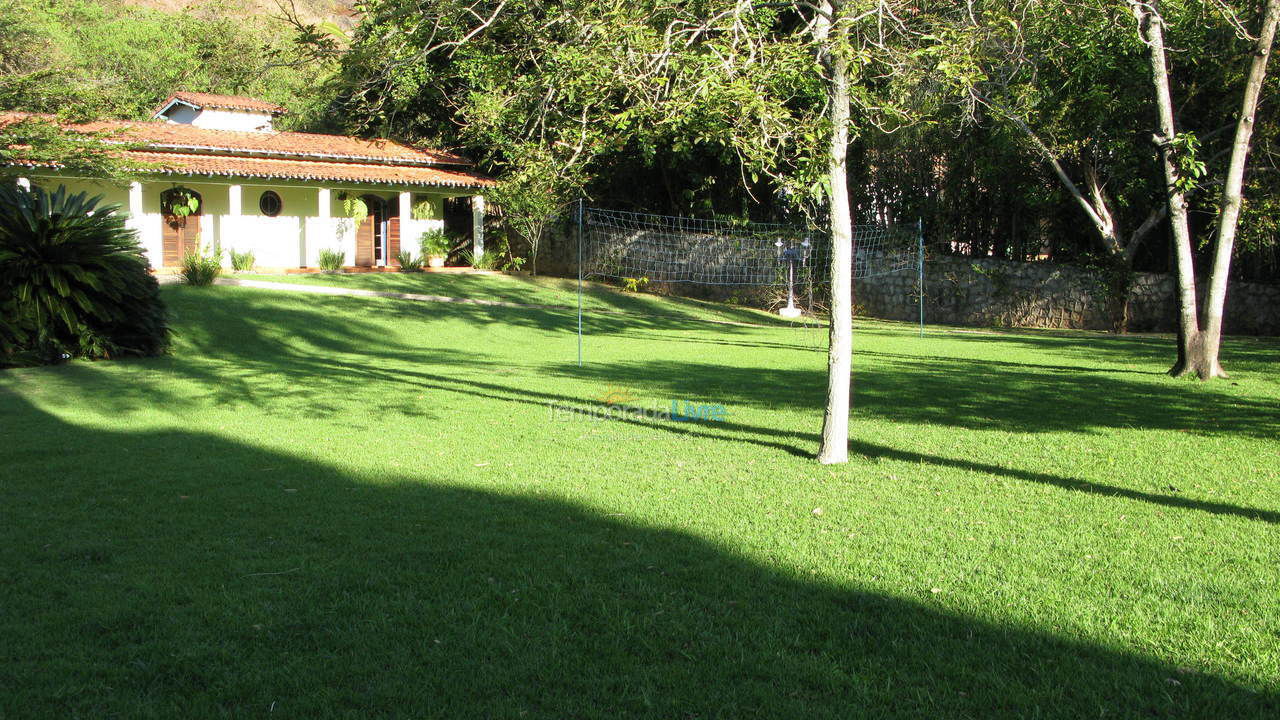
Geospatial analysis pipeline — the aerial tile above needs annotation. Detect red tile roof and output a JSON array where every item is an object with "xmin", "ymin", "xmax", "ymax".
[
  {"xmin": 124, "ymin": 151, "xmax": 496, "ymax": 189},
  {"xmin": 78, "ymin": 118, "xmax": 471, "ymax": 166},
  {"xmin": 1, "ymin": 112, "xmax": 495, "ymax": 190},
  {"xmin": 154, "ymin": 92, "xmax": 288, "ymax": 116}
]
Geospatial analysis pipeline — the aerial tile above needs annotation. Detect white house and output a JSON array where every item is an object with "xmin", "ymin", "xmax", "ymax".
[{"xmin": 4, "ymin": 91, "xmax": 495, "ymax": 271}]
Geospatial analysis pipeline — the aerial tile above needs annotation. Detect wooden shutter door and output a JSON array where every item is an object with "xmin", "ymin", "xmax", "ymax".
[
  {"xmin": 387, "ymin": 217, "xmax": 401, "ymax": 266},
  {"xmin": 183, "ymin": 214, "xmax": 201, "ymax": 259},
  {"xmin": 355, "ymin": 215, "xmax": 374, "ymax": 267},
  {"xmin": 162, "ymin": 217, "xmax": 182, "ymax": 267}
]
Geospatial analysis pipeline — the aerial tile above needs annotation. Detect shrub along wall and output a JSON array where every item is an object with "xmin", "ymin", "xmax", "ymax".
[{"xmin": 860, "ymin": 256, "xmax": 1280, "ymax": 335}]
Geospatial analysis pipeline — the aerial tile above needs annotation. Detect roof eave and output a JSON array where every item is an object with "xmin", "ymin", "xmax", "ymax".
[{"xmin": 137, "ymin": 165, "xmax": 494, "ymax": 189}]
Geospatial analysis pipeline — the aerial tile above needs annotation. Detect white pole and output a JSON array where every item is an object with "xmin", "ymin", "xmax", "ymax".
[
  {"xmin": 227, "ymin": 184, "xmax": 241, "ymax": 266},
  {"xmin": 577, "ymin": 199, "xmax": 584, "ymax": 367},
  {"xmin": 472, "ymin": 195, "xmax": 486, "ymax": 260}
]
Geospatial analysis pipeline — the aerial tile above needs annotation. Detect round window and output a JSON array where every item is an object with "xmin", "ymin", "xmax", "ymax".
[{"xmin": 259, "ymin": 190, "xmax": 282, "ymax": 217}]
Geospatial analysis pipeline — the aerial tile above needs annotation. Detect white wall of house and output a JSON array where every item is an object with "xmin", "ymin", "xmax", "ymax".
[
  {"xmin": 161, "ymin": 105, "xmax": 275, "ymax": 133},
  {"xmin": 29, "ymin": 175, "xmax": 463, "ymax": 270},
  {"xmin": 30, "ymin": 174, "xmax": 468, "ymax": 270}
]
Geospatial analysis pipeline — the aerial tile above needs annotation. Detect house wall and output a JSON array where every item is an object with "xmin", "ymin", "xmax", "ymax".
[
  {"xmin": 164, "ymin": 106, "xmax": 274, "ymax": 132},
  {"xmin": 233, "ymin": 185, "xmax": 317, "ymax": 267},
  {"xmin": 22, "ymin": 174, "xmax": 463, "ymax": 270}
]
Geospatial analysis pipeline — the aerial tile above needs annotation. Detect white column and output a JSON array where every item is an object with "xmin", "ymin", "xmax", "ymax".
[
  {"xmin": 317, "ymin": 188, "xmax": 332, "ymax": 268},
  {"xmin": 228, "ymin": 185, "xmax": 242, "ymax": 261},
  {"xmin": 127, "ymin": 181, "xmax": 157, "ymax": 267},
  {"xmin": 129, "ymin": 181, "xmax": 143, "ymax": 219},
  {"xmin": 472, "ymin": 195, "xmax": 486, "ymax": 259},
  {"xmin": 16, "ymin": 177, "xmax": 30, "ymax": 190},
  {"xmin": 399, "ymin": 191, "xmax": 412, "ymax": 263}
]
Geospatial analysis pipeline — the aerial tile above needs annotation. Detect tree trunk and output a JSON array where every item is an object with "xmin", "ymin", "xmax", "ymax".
[
  {"xmin": 817, "ymin": 21, "xmax": 853, "ymax": 465},
  {"xmin": 1130, "ymin": 1, "xmax": 1203, "ymax": 376},
  {"xmin": 1196, "ymin": 0, "xmax": 1280, "ymax": 378},
  {"xmin": 1103, "ymin": 255, "xmax": 1133, "ymax": 334}
]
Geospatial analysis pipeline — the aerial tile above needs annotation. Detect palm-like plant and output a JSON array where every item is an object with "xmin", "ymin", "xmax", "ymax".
[{"xmin": 0, "ymin": 184, "xmax": 168, "ymax": 365}]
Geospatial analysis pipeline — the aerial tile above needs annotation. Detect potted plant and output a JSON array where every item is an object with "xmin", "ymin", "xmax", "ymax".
[{"xmin": 419, "ymin": 229, "xmax": 451, "ymax": 268}]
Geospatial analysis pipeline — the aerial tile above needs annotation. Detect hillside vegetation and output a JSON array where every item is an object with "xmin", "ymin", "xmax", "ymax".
[{"xmin": 0, "ymin": 0, "xmax": 339, "ymax": 127}]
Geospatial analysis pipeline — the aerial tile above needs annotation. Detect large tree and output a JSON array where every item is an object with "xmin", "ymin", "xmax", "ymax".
[
  {"xmin": 1129, "ymin": 0, "xmax": 1280, "ymax": 378},
  {"xmin": 330, "ymin": 0, "xmax": 958, "ymax": 463}
]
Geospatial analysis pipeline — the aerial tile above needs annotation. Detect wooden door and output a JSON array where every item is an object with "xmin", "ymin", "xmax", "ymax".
[
  {"xmin": 162, "ymin": 213, "xmax": 201, "ymax": 267},
  {"xmin": 355, "ymin": 215, "xmax": 374, "ymax": 267},
  {"xmin": 387, "ymin": 217, "xmax": 401, "ymax": 267}
]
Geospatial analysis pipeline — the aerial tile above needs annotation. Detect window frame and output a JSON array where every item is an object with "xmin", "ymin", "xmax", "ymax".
[{"xmin": 258, "ymin": 190, "xmax": 283, "ymax": 217}]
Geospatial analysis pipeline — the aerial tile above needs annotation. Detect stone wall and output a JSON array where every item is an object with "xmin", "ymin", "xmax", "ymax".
[
  {"xmin": 540, "ymin": 225, "xmax": 1279, "ymax": 335},
  {"xmin": 859, "ymin": 256, "xmax": 1280, "ymax": 335}
]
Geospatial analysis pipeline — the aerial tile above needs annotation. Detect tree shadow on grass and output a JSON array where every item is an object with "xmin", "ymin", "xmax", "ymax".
[
  {"xmin": 0, "ymin": 394, "xmax": 1275, "ymax": 718},
  {"xmin": 542, "ymin": 356, "xmax": 1280, "ymax": 440},
  {"xmin": 250, "ymin": 273, "xmax": 795, "ymax": 329},
  {"xmin": 846, "ymin": 439, "xmax": 1280, "ymax": 525},
  {"xmin": 852, "ymin": 324, "xmax": 1280, "ymax": 372},
  {"xmin": 50, "ymin": 288, "xmax": 1276, "ymax": 527}
]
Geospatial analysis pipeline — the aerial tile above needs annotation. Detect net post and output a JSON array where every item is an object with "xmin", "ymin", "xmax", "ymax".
[
  {"xmin": 577, "ymin": 198, "xmax": 584, "ymax": 367},
  {"xmin": 917, "ymin": 218, "xmax": 925, "ymax": 338}
]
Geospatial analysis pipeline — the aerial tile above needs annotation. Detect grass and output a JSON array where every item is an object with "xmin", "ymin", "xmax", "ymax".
[
  {"xmin": 1, "ymin": 277, "xmax": 1278, "ymax": 718},
  {"xmin": 236, "ymin": 270, "xmax": 793, "ymax": 326}
]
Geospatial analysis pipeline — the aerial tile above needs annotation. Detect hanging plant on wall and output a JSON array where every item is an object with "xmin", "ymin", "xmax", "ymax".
[
  {"xmin": 162, "ymin": 186, "xmax": 201, "ymax": 218},
  {"xmin": 411, "ymin": 197, "xmax": 436, "ymax": 221},
  {"xmin": 340, "ymin": 192, "xmax": 368, "ymax": 224},
  {"xmin": 335, "ymin": 191, "xmax": 369, "ymax": 239}
]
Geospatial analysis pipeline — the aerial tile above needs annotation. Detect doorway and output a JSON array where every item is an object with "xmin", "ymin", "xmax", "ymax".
[
  {"xmin": 355, "ymin": 194, "xmax": 388, "ymax": 267},
  {"xmin": 160, "ymin": 187, "xmax": 203, "ymax": 267}
]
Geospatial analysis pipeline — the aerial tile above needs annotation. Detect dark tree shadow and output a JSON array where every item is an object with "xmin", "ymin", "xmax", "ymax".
[
  {"xmin": 48, "ymin": 287, "xmax": 1276, "ymax": 528},
  {"xmin": 0, "ymin": 394, "xmax": 1275, "ymax": 718},
  {"xmin": 850, "ymin": 324, "xmax": 1280, "ymax": 371},
  {"xmin": 539, "ymin": 356, "xmax": 1280, "ymax": 440}
]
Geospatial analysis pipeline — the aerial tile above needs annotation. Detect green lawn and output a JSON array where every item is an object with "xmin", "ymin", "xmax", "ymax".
[
  {"xmin": 236, "ymin": 270, "xmax": 793, "ymax": 326},
  {"xmin": 2, "ymin": 277, "xmax": 1278, "ymax": 718}
]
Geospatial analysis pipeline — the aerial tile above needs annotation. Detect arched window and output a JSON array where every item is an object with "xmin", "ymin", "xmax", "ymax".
[{"xmin": 259, "ymin": 190, "xmax": 282, "ymax": 217}]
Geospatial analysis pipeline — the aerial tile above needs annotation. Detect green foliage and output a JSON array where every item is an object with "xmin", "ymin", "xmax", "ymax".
[
  {"xmin": 394, "ymin": 250, "xmax": 423, "ymax": 272},
  {"xmin": 333, "ymin": 0, "xmax": 830, "ymax": 237},
  {"xmin": 0, "ymin": 184, "xmax": 168, "ymax": 365},
  {"xmin": 462, "ymin": 234, "xmax": 526, "ymax": 272},
  {"xmin": 463, "ymin": 248, "xmax": 503, "ymax": 271},
  {"xmin": 419, "ymin": 229, "xmax": 451, "ymax": 257},
  {"xmin": 1169, "ymin": 132, "xmax": 1208, "ymax": 195},
  {"xmin": 180, "ymin": 245, "xmax": 222, "ymax": 286},
  {"xmin": 229, "ymin": 249, "xmax": 256, "ymax": 272},
  {"xmin": 411, "ymin": 197, "xmax": 438, "ymax": 220},
  {"xmin": 621, "ymin": 277, "xmax": 650, "ymax": 293},
  {"xmin": 0, "ymin": 118, "xmax": 133, "ymax": 182},
  {"xmin": 0, "ymin": 0, "xmax": 338, "ymax": 128},
  {"xmin": 317, "ymin": 248, "xmax": 345, "ymax": 272},
  {"xmin": 161, "ymin": 187, "xmax": 201, "ymax": 218},
  {"xmin": 339, "ymin": 193, "xmax": 368, "ymax": 221}
]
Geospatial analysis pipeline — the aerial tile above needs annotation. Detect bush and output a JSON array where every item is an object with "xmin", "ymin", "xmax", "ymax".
[
  {"xmin": 230, "ymin": 249, "xmax": 255, "ymax": 272},
  {"xmin": 395, "ymin": 250, "xmax": 423, "ymax": 272},
  {"xmin": 463, "ymin": 248, "xmax": 502, "ymax": 270},
  {"xmin": 0, "ymin": 185, "xmax": 168, "ymax": 366},
  {"xmin": 318, "ymin": 248, "xmax": 345, "ymax": 273},
  {"xmin": 419, "ymin": 229, "xmax": 451, "ymax": 258},
  {"xmin": 463, "ymin": 245, "xmax": 526, "ymax": 272},
  {"xmin": 180, "ymin": 246, "xmax": 222, "ymax": 286}
]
